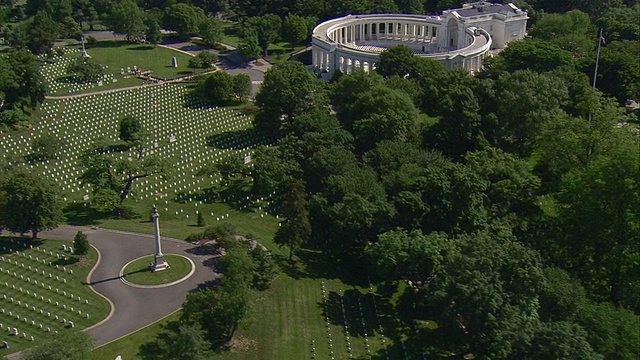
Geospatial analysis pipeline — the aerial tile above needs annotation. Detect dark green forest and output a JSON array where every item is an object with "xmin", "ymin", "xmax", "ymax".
[{"xmin": 1, "ymin": 0, "xmax": 639, "ymax": 358}]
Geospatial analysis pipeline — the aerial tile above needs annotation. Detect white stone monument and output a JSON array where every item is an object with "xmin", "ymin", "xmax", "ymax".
[
  {"xmin": 80, "ymin": 36, "xmax": 89, "ymax": 58},
  {"xmin": 151, "ymin": 206, "xmax": 169, "ymax": 272},
  {"xmin": 172, "ymin": 56, "xmax": 178, "ymax": 68}
]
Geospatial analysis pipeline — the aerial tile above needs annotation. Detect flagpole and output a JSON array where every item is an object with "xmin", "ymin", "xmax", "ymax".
[
  {"xmin": 592, "ymin": 28, "xmax": 603, "ymax": 89},
  {"xmin": 589, "ymin": 28, "xmax": 603, "ymax": 125}
]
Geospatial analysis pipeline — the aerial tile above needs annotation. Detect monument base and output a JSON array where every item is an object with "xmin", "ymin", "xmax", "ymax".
[
  {"xmin": 151, "ymin": 255, "xmax": 169, "ymax": 272},
  {"xmin": 81, "ymin": 50, "xmax": 90, "ymax": 58}
]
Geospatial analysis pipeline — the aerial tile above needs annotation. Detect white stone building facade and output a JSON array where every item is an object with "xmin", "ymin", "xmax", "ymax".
[{"xmin": 311, "ymin": 2, "xmax": 528, "ymax": 77}]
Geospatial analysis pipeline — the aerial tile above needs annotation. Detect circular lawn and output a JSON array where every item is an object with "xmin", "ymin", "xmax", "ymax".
[{"xmin": 120, "ymin": 254, "xmax": 193, "ymax": 286}]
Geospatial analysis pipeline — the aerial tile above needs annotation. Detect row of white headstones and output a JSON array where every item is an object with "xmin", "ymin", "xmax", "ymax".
[
  {"xmin": 0, "ymin": 241, "xmax": 90, "ymax": 347},
  {"xmin": 38, "ymin": 48, "xmax": 118, "ymax": 94},
  {"xmin": 319, "ymin": 281, "xmax": 420, "ymax": 360},
  {"xmin": 0, "ymin": 84, "xmax": 269, "ymax": 215}
]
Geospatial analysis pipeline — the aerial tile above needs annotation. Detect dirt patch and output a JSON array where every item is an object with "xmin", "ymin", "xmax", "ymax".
[
  {"xmin": 228, "ymin": 335, "xmax": 257, "ymax": 353},
  {"xmin": 78, "ymin": 257, "xmax": 91, "ymax": 267}
]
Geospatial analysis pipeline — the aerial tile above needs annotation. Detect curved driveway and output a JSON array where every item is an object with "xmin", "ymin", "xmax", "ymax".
[{"xmin": 29, "ymin": 225, "xmax": 217, "ymax": 347}]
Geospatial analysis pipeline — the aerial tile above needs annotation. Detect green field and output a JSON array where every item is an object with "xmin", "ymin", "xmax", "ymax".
[
  {"xmin": 122, "ymin": 254, "xmax": 193, "ymax": 286},
  {"xmin": 0, "ymin": 237, "xmax": 110, "ymax": 357},
  {"xmin": 86, "ymin": 41, "xmax": 196, "ymax": 79},
  {"xmin": 5, "ymin": 37, "xmax": 422, "ymax": 359},
  {"xmin": 90, "ymin": 245, "xmax": 433, "ymax": 360},
  {"xmin": 0, "ymin": 83, "xmax": 274, "ymax": 241},
  {"xmin": 91, "ymin": 310, "xmax": 182, "ymax": 360},
  {"xmin": 40, "ymin": 41, "xmax": 198, "ymax": 95}
]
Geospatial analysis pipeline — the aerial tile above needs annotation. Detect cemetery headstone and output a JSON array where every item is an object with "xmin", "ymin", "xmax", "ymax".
[{"xmin": 172, "ymin": 57, "xmax": 178, "ymax": 67}]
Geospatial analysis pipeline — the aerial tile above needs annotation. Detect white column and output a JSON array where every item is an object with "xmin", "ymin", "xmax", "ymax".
[
  {"xmin": 151, "ymin": 206, "xmax": 169, "ymax": 272},
  {"xmin": 325, "ymin": 52, "xmax": 330, "ymax": 72}
]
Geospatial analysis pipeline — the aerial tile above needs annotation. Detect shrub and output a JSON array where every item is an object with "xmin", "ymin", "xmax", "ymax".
[
  {"xmin": 73, "ymin": 231, "xmax": 90, "ymax": 255},
  {"xmin": 188, "ymin": 51, "xmax": 218, "ymax": 69}
]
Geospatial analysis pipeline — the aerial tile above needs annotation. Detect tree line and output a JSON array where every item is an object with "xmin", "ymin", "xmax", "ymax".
[{"xmin": 237, "ymin": 34, "xmax": 638, "ymax": 360}]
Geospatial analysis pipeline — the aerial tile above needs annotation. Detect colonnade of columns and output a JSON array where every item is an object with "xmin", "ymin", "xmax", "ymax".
[
  {"xmin": 329, "ymin": 21, "xmax": 439, "ymax": 44},
  {"xmin": 312, "ymin": 16, "xmax": 493, "ymax": 76},
  {"xmin": 313, "ymin": 49, "xmax": 331, "ymax": 72},
  {"xmin": 312, "ymin": 47, "xmax": 377, "ymax": 75},
  {"xmin": 337, "ymin": 56, "xmax": 374, "ymax": 74}
]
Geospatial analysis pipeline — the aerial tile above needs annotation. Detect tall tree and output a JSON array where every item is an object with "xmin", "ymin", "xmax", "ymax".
[
  {"xmin": 428, "ymin": 232, "xmax": 545, "ymax": 359},
  {"xmin": 163, "ymin": 3, "xmax": 205, "ymax": 40},
  {"xmin": 198, "ymin": 15, "xmax": 223, "ymax": 46},
  {"xmin": 528, "ymin": 10, "xmax": 596, "ymax": 58},
  {"xmin": 282, "ymin": 14, "xmax": 308, "ymax": 47},
  {"xmin": 274, "ymin": 179, "xmax": 311, "ymax": 262},
  {"xmin": 589, "ymin": 39, "xmax": 640, "ymax": 104},
  {"xmin": 66, "ymin": 57, "xmax": 105, "ymax": 82},
  {"xmin": 107, "ymin": 0, "xmax": 146, "ymax": 41},
  {"xmin": 366, "ymin": 229, "xmax": 452, "ymax": 286},
  {"xmin": 118, "ymin": 115, "xmax": 144, "ymax": 144},
  {"xmin": 28, "ymin": 10, "xmax": 58, "ymax": 54},
  {"xmin": 464, "ymin": 147, "xmax": 541, "ymax": 231},
  {"xmin": 79, "ymin": 123, "xmax": 172, "ymax": 215},
  {"xmin": 341, "ymin": 85, "xmax": 420, "ymax": 153},
  {"xmin": 553, "ymin": 127, "xmax": 639, "ymax": 307},
  {"xmin": 508, "ymin": 321, "xmax": 602, "ymax": 360},
  {"xmin": 0, "ymin": 49, "xmax": 47, "ymax": 110},
  {"xmin": 21, "ymin": 328, "xmax": 93, "ymax": 360},
  {"xmin": 254, "ymin": 61, "xmax": 327, "ymax": 135},
  {"xmin": 73, "ymin": 230, "xmax": 90, "ymax": 256},
  {"xmin": 0, "ymin": 168, "xmax": 65, "ymax": 239},
  {"xmin": 246, "ymin": 14, "xmax": 281, "ymax": 56},
  {"xmin": 182, "ymin": 245, "xmax": 254, "ymax": 342},
  {"xmin": 231, "ymin": 73, "xmax": 252, "ymax": 102},
  {"xmin": 238, "ymin": 28, "xmax": 261, "ymax": 61},
  {"xmin": 138, "ymin": 322, "xmax": 214, "ymax": 360},
  {"xmin": 375, "ymin": 44, "xmax": 418, "ymax": 78},
  {"xmin": 28, "ymin": 133, "xmax": 64, "ymax": 162},
  {"xmin": 144, "ymin": 16, "xmax": 162, "ymax": 45},
  {"xmin": 483, "ymin": 38, "xmax": 574, "ymax": 76},
  {"xmin": 487, "ymin": 70, "xmax": 568, "ymax": 155},
  {"xmin": 193, "ymin": 71, "xmax": 233, "ymax": 106}
]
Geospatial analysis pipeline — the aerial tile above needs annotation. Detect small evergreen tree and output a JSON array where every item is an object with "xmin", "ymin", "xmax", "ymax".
[
  {"xmin": 73, "ymin": 231, "xmax": 90, "ymax": 256},
  {"xmin": 197, "ymin": 211, "xmax": 205, "ymax": 227}
]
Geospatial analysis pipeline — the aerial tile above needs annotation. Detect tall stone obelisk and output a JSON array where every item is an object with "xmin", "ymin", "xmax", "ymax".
[
  {"xmin": 80, "ymin": 35, "xmax": 89, "ymax": 58},
  {"xmin": 151, "ymin": 206, "xmax": 169, "ymax": 272}
]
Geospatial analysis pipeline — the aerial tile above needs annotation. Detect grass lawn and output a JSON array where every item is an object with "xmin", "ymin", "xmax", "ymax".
[
  {"xmin": 91, "ymin": 310, "xmax": 182, "ymax": 360},
  {"xmin": 122, "ymin": 254, "xmax": 192, "ymax": 286},
  {"xmin": 1, "ymin": 82, "xmax": 274, "ymax": 242},
  {"xmin": 222, "ymin": 22, "xmax": 241, "ymax": 48},
  {"xmin": 40, "ymin": 41, "xmax": 198, "ymax": 96},
  {"xmin": 88, "ymin": 246, "xmax": 434, "ymax": 360},
  {"xmin": 0, "ymin": 237, "xmax": 110, "ymax": 357},
  {"xmin": 85, "ymin": 41, "xmax": 195, "ymax": 80},
  {"xmin": 265, "ymin": 43, "xmax": 308, "ymax": 65}
]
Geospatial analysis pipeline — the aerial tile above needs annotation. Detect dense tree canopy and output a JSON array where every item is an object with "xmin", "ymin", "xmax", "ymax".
[
  {"xmin": 163, "ymin": 3, "xmax": 205, "ymax": 39},
  {"xmin": 80, "ymin": 123, "xmax": 172, "ymax": 215},
  {"xmin": 22, "ymin": 328, "xmax": 93, "ymax": 360},
  {"xmin": 255, "ymin": 61, "xmax": 327, "ymax": 134},
  {"xmin": 1, "ymin": 1, "xmax": 638, "ymax": 358},
  {"xmin": 0, "ymin": 49, "xmax": 47, "ymax": 113},
  {"xmin": 107, "ymin": 0, "xmax": 146, "ymax": 41},
  {"xmin": 0, "ymin": 168, "xmax": 65, "ymax": 238}
]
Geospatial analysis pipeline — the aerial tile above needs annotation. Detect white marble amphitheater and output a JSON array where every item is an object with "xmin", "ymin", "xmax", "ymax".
[{"xmin": 311, "ymin": 2, "xmax": 528, "ymax": 77}]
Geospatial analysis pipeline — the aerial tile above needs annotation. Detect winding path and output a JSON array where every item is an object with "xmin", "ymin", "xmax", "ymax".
[{"xmin": 7, "ymin": 225, "xmax": 217, "ymax": 349}]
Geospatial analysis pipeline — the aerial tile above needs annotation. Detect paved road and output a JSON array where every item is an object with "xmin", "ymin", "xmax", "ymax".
[{"xmin": 3, "ymin": 225, "xmax": 218, "ymax": 351}]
